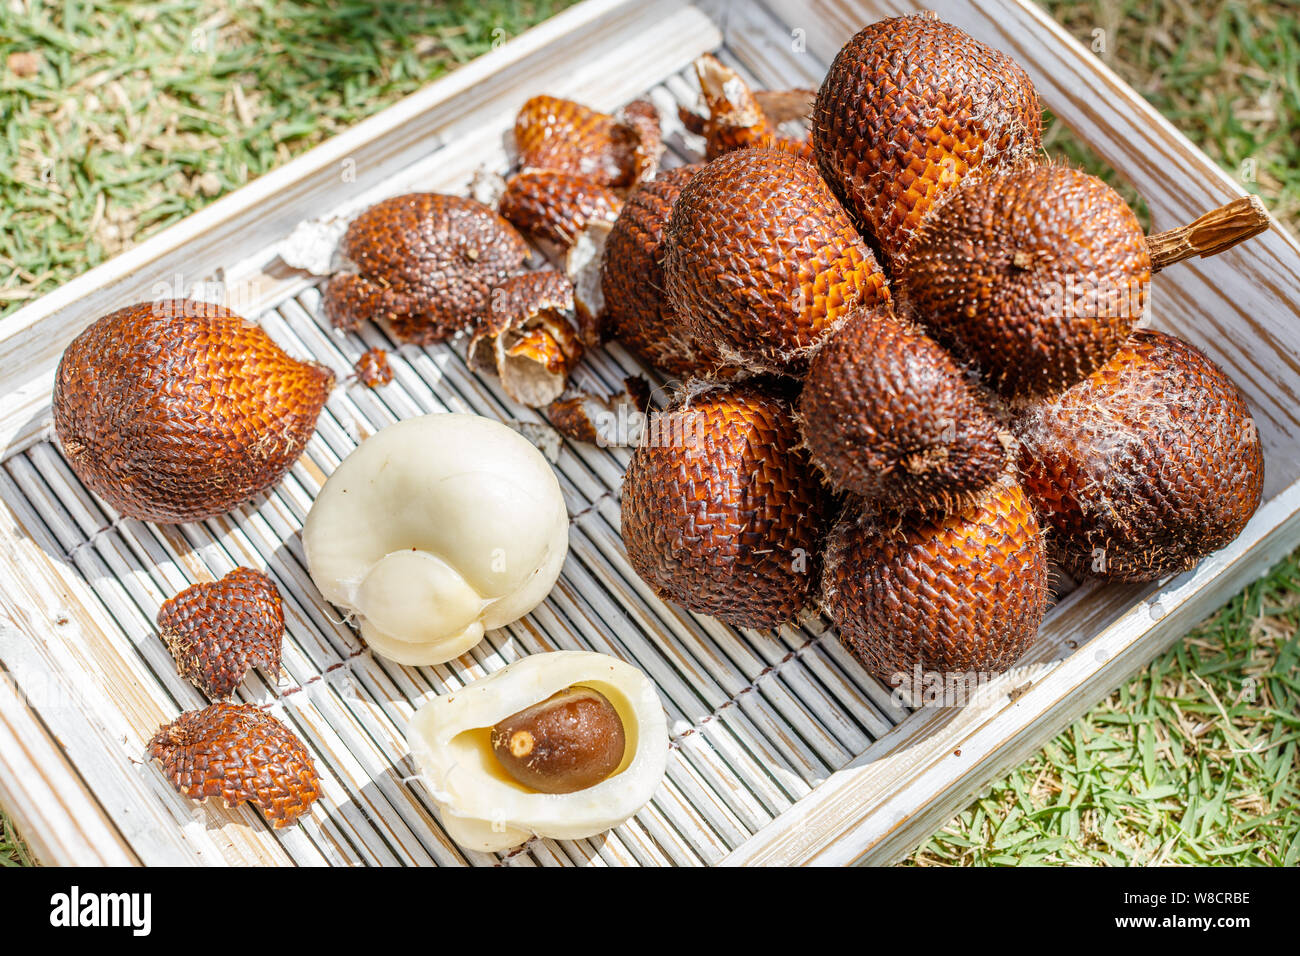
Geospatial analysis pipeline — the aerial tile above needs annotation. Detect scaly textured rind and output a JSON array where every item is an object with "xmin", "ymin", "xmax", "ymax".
[
  {"xmin": 515, "ymin": 95, "xmax": 660, "ymax": 187},
  {"xmin": 353, "ymin": 347, "xmax": 393, "ymax": 388},
  {"xmin": 157, "ymin": 567, "xmax": 285, "ymax": 699},
  {"xmin": 601, "ymin": 165, "xmax": 736, "ymax": 380},
  {"xmin": 813, "ymin": 13, "xmax": 1041, "ymax": 268},
  {"xmin": 905, "ymin": 165, "xmax": 1151, "ymax": 400},
  {"xmin": 322, "ymin": 193, "xmax": 529, "ymax": 344},
  {"xmin": 499, "ymin": 170, "xmax": 623, "ymax": 249},
  {"xmin": 468, "ymin": 271, "xmax": 582, "ymax": 407},
  {"xmin": 547, "ymin": 395, "xmax": 605, "ymax": 445},
  {"xmin": 683, "ymin": 54, "xmax": 812, "ymax": 161},
  {"xmin": 620, "ymin": 384, "xmax": 829, "ymax": 630},
  {"xmin": 798, "ymin": 306, "xmax": 1008, "ymax": 509},
  {"xmin": 479, "ymin": 269, "xmax": 576, "ymax": 333},
  {"xmin": 663, "ymin": 147, "xmax": 890, "ymax": 374},
  {"xmin": 823, "ymin": 475, "xmax": 1048, "ymax": 687},
  {"xmin": 53, "ymin": 300, "xmax": 334, "ymax": 524},
  {"xmin": 1015, "ymin": 330, "xmax": 1264, "ymax": 581},
  {"xmin": 611, "ymin": 99, "xmax": 663, "ymax": 185},
  {"xmin": 548, "ymin": 377, "xmax": 652, "ymax": 446},
  {"xmin": 147, "ymin": 703, "xmax": 321, "ymax": 829}
]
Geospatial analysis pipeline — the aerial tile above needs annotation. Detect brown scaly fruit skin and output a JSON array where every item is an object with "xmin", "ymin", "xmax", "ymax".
[
  {"xmin": 53, "ymin": 300, "xmax": 334, "ymax": 524},
  {"xmin": 499, "ymin": 170, "xmax": 623, "ymax": 249},
  {"xmin": 614, "ymin": 100, "xmax": 664, "ymax": 184},
  {"xmin": 1015, "ymin": 329, "xmax": 1264, "ymax": 582},
  {"xmin": 468, "ymin": 270, "xmax": 583, "ymax": 407},
  {"xmin": 147, "ymin": 703, "xmax": 321, "ymax": 829},
  {"xmin": 157, "ymin": 568, "xmax": 284, "ymax": 699},
  {"xmin": 823, "ymin": 475, "xmax": 1048, "ymax": 690},
  {"xmin": 323, "ymin": 193, "xmax": 529, "ymax": 345},
  {"xmin": 663, "ymin": 147, "xmax": 890, "ymax": 374},
  {"xmin": 905, "ymin": 165, "xmax": 1151, "ymax": 401},
  {"xmin": 678, "ymin": 54, "xmax": 812, "ymax": 162},
  {"xmin": 548, "ymin": 376, "xmax": 652, "ymax": 446},
  {"xmin": 798, "ymin": 306, "xmax": 1009, "ymax": 510},
  {"xmin": 620, "ymin": 383, "xmax": 829, "ymax": 630},
  {"xmin": 813, "ymin": 13, "xmax": 1041, "ymax": 269},
  {"xmin": 352, "ymin": 347, "xmax": 393, "ymax": 388},
  {"xmin": 601, "ymin": 165, "xmax": 737, "ymax": 380},
  {"xmin": 515, "ymin": 95, "xmax": 661, "ymax": 187}
]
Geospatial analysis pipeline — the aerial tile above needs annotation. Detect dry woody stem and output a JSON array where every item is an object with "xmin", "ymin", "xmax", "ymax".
[{"xmin": 1146, "ymin": 195, "xmax": 1270, "ymax": 273}]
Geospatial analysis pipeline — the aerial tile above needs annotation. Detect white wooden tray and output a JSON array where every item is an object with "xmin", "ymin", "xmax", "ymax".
[{"xmin": 1, "ymin": 0, "xmax": 1297, "ymax": 867}]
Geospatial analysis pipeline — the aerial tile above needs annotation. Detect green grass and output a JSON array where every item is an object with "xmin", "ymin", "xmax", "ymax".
[
  {"xmin": 910, "ymin": 550, "xmax": 1300, "ymax": 866},
  {"xmin": 0, "ymin": 0, "xmax": 580, "ymax": 867},
  {"xmin": 0, "ymin": 0, "xmax": 1296, "ymax": 867},
  {"xmin": 1044, "ymin": 0, "xmax": 1300, "ymax": 229},
  {"xmin": 908, "ymin": 0, "xmax": 1300, "ymax": 867},
  {"xmin": 2, "ymin": 812, "xmax": 35, "ymax": 867},
  {"xmin": 0, "ymin": 0, "xmax": 576, "ymax": 313}
]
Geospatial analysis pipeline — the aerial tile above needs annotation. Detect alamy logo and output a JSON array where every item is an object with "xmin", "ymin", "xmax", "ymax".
[{"xmin": 49, "ymin": 886, "xmax": 151, "ymax": 936}]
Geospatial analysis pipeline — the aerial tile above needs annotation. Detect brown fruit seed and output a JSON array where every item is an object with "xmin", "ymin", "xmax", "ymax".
[
  {"xmin": 158, "ymin": 568, "xmax": 284, "ymax": 699},
  {"xmin": 798, "ymin": 306, "xmax": 1009, "ymax": 510},
  {"xmin": 664, "ymin": 147, "xmax": 890, "ymax": 374},
  {"xmin": 490, "ymin": 686, "xmax": 626, "ymax": 794},
  {"xmin": 813, "ymin": 13, "xmax": 1041, "ymax": 268},
  {"xmin": 620, "ymin": 383, "xmax": 829, "ymax": 630},
  {"xmin": 323, "ymin": 193, "xmax": 529, "ymax": 345},
  {"xmin": 1015, "ymin": 329, "xmax": 1265, "ymax": 581},
  {"xmin": 468, "ymin": 271, "xmax": 583, "ymax": 408},
  {"xmin": 53, "ymin": 299, "xmax": 334, "ymax": 524},
  {"xmin": 601, "ymin": 165, "xmax": 737, "ymax": 380},
  {"xmin": 904, "ymin": 165, "xmax": 1151, "ymax": 401},
  {"xmin": 499, "ymin": 170, "xmax": 623, "ymax": 250},
  {"xmin": 823, "ymin": 475, "xmax": 1048, "ymax": 691},
  {"xmin": 514, "ymin": 95, "xmax": 661, "ymax": 187},
  {"xmin": 147, "ymin": 703, "xmax": 321, "ymax": 829}
]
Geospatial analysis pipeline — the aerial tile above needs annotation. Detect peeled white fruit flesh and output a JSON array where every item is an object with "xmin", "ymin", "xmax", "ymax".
[
  {"xmin": 303, "ymin": 414, "xmax": 569, "ymax": 666},
  {"xmin": 407, "ymin": 651, "xmax": 669, "ymax": 852}
]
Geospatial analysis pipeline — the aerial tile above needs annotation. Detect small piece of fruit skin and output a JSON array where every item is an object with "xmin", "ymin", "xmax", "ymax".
[
  {"xmin": 490, "ymin": 686, "xmax": 626, "ymax": 794},
  {"xmin": 157, "ymin": 567, "xmax": 284, "ymax": 699},
  {"xmin": 499, "ymin": 170, "xmax": 623, "ymax": 250},
  {"xmin": 681, "ymin": 54, "xmax": 812, "ymax": 161},
  {"xmin": 147, "ymin": 703, "xmax": 321, "ymax": 829},
  {"xmin": 515, "ymin": 95, "xmax": 661, "ymax": 187},
  {"xmin": 323, "ymin": 193, "xmax": 529, "ymax": 344},
  {"xmin": 353, "ymin": 348, "xmax": 393, "ymax": 388},
  {"xmin": 468, "ymin": 270, "xmax": 582, "ymax": 408}
]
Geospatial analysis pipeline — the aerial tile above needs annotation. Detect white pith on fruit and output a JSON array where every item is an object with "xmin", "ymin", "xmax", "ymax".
[
  {"xmin": 302, "ymin": 414, "xmax": 569, "ymax": 666},
  {"xmin": 407, "ymin": 650, "xmax": 669, "ymax": 852}
]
